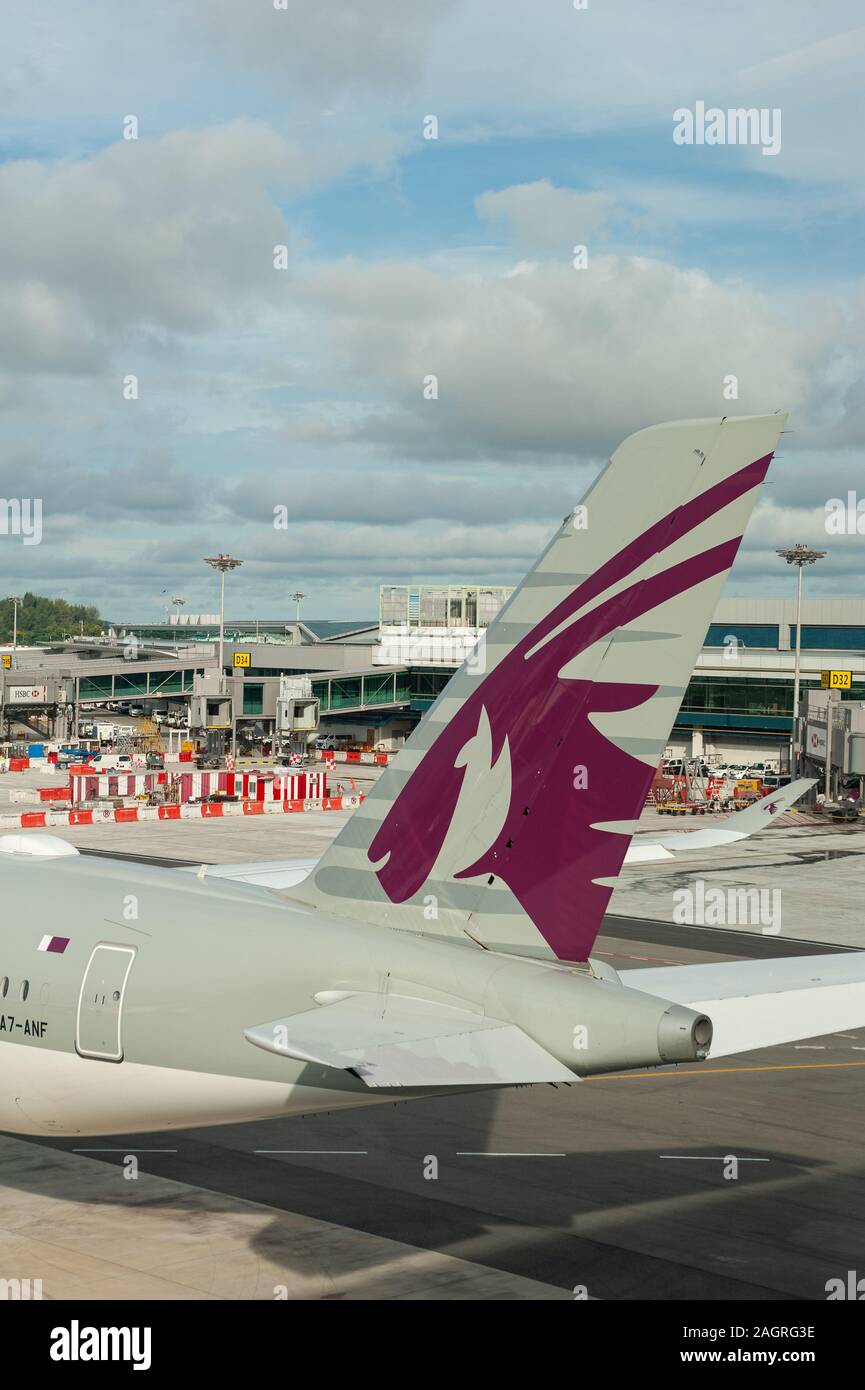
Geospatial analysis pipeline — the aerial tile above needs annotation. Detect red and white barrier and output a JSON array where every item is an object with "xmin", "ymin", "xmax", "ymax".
[
  {"xmin": 0, "ymin": 794, "xmax": 363, "ymax": 831},
  {"xmin": 315, "ymin": 750, "xmax": 391, "ymax": 766},
  {"xmin": 68, "ymin": 769, "xmax": 325, "ymax": 806},
  {"xmin": 9, "ymin": 785, "xmax": 74, "ymax": 803}
]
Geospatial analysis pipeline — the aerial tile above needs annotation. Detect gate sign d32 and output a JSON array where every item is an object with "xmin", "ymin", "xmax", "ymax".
[{"xmin": 821, "ymin": 670, "xmax": 852, "ymax": 690}]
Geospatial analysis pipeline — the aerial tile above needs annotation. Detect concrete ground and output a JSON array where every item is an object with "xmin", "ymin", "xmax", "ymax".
[
  {"xmin": 615, "ymin": 809, "xmax": 865, "ymax": 947},
  {"xmin": 2, "ymin": 774, "xmax": 865, "ymax": 1299},
  {"xmin": 0, "ymin": 763, "xmax": 383, "ymax": 862}
]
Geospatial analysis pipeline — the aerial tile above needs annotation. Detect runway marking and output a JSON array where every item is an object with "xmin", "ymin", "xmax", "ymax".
[
  {"xmin": 794, "ymin": 1045, "xmax": 825, "ymax": 1050},
  {"xmin": 73, "ymin": 1147, "xmax": 179, "ymax": 1153},
  {"xmin": 587, "ymin": 1061, "xmax": 865, "ymax": 1081},
  {"xmin": 595, "ymin": 949, "xmax": 682, "ymax": 966},
  {"xmin": 253, "ymin": 1149, "xmax": 369, "ymax": 1155},
  {"xmin": 456, "ymin": 1152, "xmax": 566, "ymax": 1158},
  {"xmin": 659, "ymin": 1155, "xmax": 769, "ymax": 1162}
]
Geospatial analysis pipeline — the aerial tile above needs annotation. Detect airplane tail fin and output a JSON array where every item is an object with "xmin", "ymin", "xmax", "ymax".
[{"xmin": 292, "ymin": 414, "xmax": 786, "ymax": 962}]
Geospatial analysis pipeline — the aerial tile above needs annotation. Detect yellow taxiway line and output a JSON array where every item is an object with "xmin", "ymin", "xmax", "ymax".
[{"xmin": 587, "ymin": 1060, "xmax": 865, "ymax": 1081}]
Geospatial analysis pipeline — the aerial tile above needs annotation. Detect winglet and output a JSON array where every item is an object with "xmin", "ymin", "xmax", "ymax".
[
  {"xmin": 635, "ymin": 777, "xmax": 817, "ymax": 856},
  {"xmin": 718, "ymin": 777, "xmax": 817, "ymax": 835}
]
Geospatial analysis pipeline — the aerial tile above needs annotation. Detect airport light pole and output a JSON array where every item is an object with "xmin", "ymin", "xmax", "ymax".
[
  {"xmin": 776, "ymin": 544, "xmax": 826, "ymax": 776},
  {"xmin": 205, "ymin": 556, "xmax": 242, "ymax": 674},
  {"xmin": 292, "ymin": 591, "xmax": 306, "ymax": 624},
  {"xmin": 8, "ymin": 595, "xmax": 22, "ymax": 651}
]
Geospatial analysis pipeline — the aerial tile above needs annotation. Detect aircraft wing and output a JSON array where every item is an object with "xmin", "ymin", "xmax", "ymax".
[
  {"xmin": 625, "ymin": 778, "xmax": 816, "ymax": 863},
  {"xmin": 244, "ymin": 991, "xmax": 576, "ymax": 1087},
  {"xmin": 627, "ymin": 952, "xmax": 865, "ymax": 1058}
]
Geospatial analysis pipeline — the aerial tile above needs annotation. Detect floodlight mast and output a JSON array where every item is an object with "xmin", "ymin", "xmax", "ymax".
[
  {"xmin": 776, "ymin": 544, "xmax": 826, "ymax": 775},
  {"xmin": 204, "ymin": 555, "xmax": 243, "ymax": 673}
]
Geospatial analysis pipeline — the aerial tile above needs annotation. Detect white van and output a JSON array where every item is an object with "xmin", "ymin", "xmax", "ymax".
[{"xmin": 89, "ymin": 753, "xmax": 135, "ymax": 773}]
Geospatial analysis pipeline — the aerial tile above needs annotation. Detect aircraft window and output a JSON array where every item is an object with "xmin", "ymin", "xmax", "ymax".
[
  {"xmin": 0, "ymin": 977, "xmax": 7, "ymax": 998},
  {"xmin": 20, "ymin": 980, "xmax": 29, "ymax": 1002}
]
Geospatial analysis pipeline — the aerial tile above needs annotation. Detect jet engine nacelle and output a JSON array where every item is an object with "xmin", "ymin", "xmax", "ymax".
[{"xmin": 484, "ymin": 961, "xmax": 712, "ymax": 1076}]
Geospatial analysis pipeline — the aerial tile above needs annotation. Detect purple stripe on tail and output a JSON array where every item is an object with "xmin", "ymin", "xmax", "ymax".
[{"xmin": 368, "ymin": 454, "xmax": 773, "ymax": 960}]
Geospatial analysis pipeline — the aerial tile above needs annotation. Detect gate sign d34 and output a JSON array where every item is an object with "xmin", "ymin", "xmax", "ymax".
[
  {"xmin": 233, "ymin": 652, "xmax": 251, "ymax": 668},
  {"xmin": 821, "ymin": 670, "xmax": 852, "ymax": 690}
]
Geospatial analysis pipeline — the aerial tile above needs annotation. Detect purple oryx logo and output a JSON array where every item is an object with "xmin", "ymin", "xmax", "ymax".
[{"xmin": 368, "ymin": 455, "xmax": 773, "ymax": 960}]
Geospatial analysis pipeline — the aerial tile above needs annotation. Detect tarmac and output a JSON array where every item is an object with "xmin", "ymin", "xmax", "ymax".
[
  {"xmin": 620, "ymin": 807, "xmax": 865, "ymax": 946},
  {"xmin": 2, "ymin": 770, "xmax": 865, "ymax": 1299}
]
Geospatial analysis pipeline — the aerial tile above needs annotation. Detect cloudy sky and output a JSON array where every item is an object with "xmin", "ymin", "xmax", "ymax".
[{"xmin": 2, "ymin": 1, "xmax": 864, "ymax": 621}]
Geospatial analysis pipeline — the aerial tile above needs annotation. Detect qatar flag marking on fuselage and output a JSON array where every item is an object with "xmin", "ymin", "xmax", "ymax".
[{"xmin": 37, "ymin": 935, "xmax": 69, "ymax": 954}]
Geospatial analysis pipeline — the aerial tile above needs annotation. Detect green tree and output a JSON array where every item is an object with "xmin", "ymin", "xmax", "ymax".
[{"xmin": 0, "ymin": 593, "xmax": 102, "ymax": 645}]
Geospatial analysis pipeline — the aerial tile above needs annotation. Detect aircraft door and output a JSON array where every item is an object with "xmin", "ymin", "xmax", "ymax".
[{"xmin": 76, "ymin": 945, "xmax": 136, "ymax": 1061}]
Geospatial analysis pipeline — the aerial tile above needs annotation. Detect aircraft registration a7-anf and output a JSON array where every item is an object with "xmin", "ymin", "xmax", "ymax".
[{"xmin": 3, "ymin": 413, "xmax": 864, "ymax": 1137}]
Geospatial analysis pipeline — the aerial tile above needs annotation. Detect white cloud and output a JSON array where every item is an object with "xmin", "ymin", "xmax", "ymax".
[
  {"xmin": 305, "ymin": 254, "xmax": 835, "ymax": 458},
  {"xmin": 0, "ymin": 121, "xmax": 313, "ymax": 372},
  {"xmin": 3, "ymin": 0, "xmax": 864, "ymax": 618},
  {"xmin": 476, "ymin": 181, "xmax": 616, "ymax": 249},
  {"xmin": 178, "ymin": 0, "xmax": 461, "ymax": 93}
]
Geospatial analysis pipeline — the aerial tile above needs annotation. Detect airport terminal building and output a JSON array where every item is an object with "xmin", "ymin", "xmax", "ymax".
[
  {"xmin": 115, "ymin": 589, "xmax": 865, "ymax": 766},
  {"xmin": 4, "ymin": 588, "xmax": 865, "ymax": 769}
]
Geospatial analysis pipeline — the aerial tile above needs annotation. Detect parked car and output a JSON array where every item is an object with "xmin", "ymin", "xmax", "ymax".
[
  {"xmin": 56, "ymin": 750, "xmax": 94, "ymax": 770},
  {"xmin": 89, "ymin": 753, "xmax": 134, "ymax": 773}
]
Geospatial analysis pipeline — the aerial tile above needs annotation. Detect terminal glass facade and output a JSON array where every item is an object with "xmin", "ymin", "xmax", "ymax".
[
  {"xmin": 312, "ymin": 667, "xmax": 451, "ymax": 713},
  {"xmin": 380, "ymin": 585, "xmax": 512, "ymax": 629},
  {"xmin": 78, "ymin": 668, "xmax": 201, "ymax": 699},
  {"xmin": 789, "ymin": 625, "xmax": 865, "ymax": 651},
  {"xmin": 704, "ymin": 623, "xmax": 779, "ymax": 649},
  {"xmin": 681, "ymin": 674, "xmax": 865, "ymax": 718}
]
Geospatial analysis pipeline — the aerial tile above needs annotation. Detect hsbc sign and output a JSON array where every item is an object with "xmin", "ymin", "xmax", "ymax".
[
  {"xmin": 806, "ymin": 722, "xmax": 828, "ymax": 761},
  {"xmin": 6, "ymin": 684, "xmax": 49, "ymax": 704}
]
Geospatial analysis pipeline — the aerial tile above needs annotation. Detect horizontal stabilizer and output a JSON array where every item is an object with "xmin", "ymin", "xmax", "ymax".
[
  {"xmin": 629, "ymin": 953, "xmax": 865, "ymax": 1058},
  {"xmin": 178, "ymin": 858, "xmax": 316, "ymax": 889},
  {"xmin": 244, "ymin": 991, "xmax": 576, "ymax": 1087}
]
